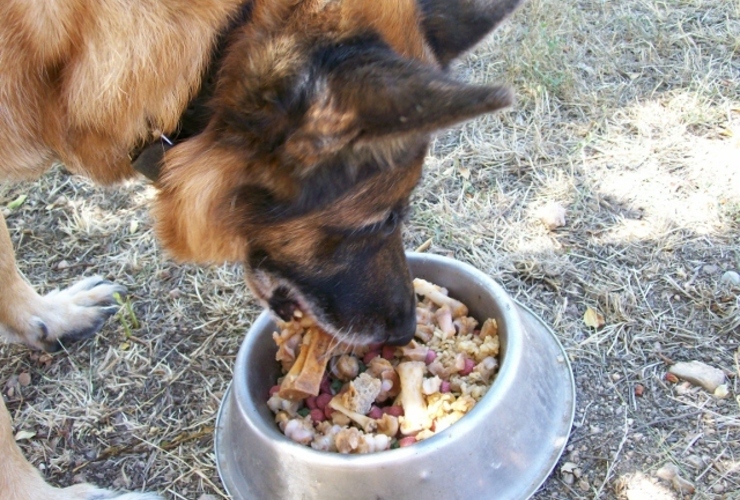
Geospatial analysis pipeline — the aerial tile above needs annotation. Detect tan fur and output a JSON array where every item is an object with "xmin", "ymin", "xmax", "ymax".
[{"xmin": 0, "ymin": 0, "xmax": 244, "ymax": 184}]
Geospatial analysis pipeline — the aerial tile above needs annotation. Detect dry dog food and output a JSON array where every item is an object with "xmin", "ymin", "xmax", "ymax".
[{"xmin": 267, "ymin": 278, "xmax": 500, "ymax": 454}]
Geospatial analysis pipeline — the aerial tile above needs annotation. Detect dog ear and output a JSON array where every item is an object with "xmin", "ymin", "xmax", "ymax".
[
  {"xmin": 283, "ymin": 46, "xmax": 513, "ymax": 164},
  {"xmin": 417, "ymin": 0, "xmax": 526, "ymax": 67}
]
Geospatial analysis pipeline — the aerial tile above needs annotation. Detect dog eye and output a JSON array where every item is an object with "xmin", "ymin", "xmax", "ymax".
[
  {"xmin": 381, "ymin": 210, "xmax": 399, "ymax": 235},
  {"xmin": 357, "ymin": 210, "xmax": 401, "ymax": 237}
]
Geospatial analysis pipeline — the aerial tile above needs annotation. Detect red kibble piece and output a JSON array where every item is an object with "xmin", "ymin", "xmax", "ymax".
[
  {"xmin": 305, "ymin": 396, "xmax": 317, "ymax": 410},
  {"xmin": 324, "ymin": 405, "xmax": 335, "ymax": 419},
  {"xmin": 383, "ymin": 405, "xmax": 404, "ymax": 417},
  {"xmin": 368, "ymin": 406, "xmax": 383, "ymax": 419},
  {"xmin": 269, "ymin": 385, "xmax": 281, "ymax": 396},
  {"xmin": 315, "ymin": 393, "xmax": 333, "ymax": 410},
  {"xmin": 459, "ymin": 358, "xmax": 476, "ymax": 376},
  {"xmin": 398, "ymin": 436, "xmax": 416, "ymax": 447},
  {"xmin": 424, "ymin": 349, "xmax": 437, "ymax": 365},
  {"xmin": 320, "ymin": 375, "xmax": 332, "ymax": 394},
  {"xmin": 440, "ymin": 381, "xmax": 451, "ymax": 393},
  {"xmin": 382, "ymin": 345, "xmax": 396, "ymax": 360},
  {"xmin": 310, "ymin": 409, "xmax": 326, "ymax": 423},
  {"xmin": 368, "ymin": 342, "xmax": 384, "ymax": 351},
  {"xmin": 363, "ymin": 351, "xmax": 380, "ymax": 365}
]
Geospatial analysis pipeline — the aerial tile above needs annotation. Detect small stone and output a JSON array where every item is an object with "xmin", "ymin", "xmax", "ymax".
[
  {"xmin": 713, "ymin": 384, "xmax": 729, "ymax": 399},
  {"xmin": 712, "ymin": 483, "xmax": 725, "ymax": 493},
  {"xmin": 72, "ymin": 474, "xmax": 88, "ymax": 484},
  {"xmin": 668, "ymin": 361, "xmax": 726, "ymax": 392},
  {"xmin": 634, "ymin": 384, "xmax": 644, "ymax": 397},
  {"xmin": 1, "ymin": 208, "xmax": 10, "ymax": 218},
  {"xmin": 720, "ymin": 270, "xmax": 740, "ymax": 286},
  {"xmin": 674, "ymin": 381, "xmax": 693, "ymax": 395},
  {"xmin": 169, "ymin": 288, "xmax": 182, "ymax": 299},
  {"xmin": 57, "ymin": 260, "xmax": 70, "ymax": 270},
  {"xmin": 671, "ymin": 475, "xmax": 695, "ymax": 494},
  {"xmin": 702, "ymin": 264, "xmax": 719, "ymax": 274},
  {"xmin": 656, "ymin": 463, "xmax": 678, "ymax": 481},
  {"xmin": 684, "ymin": 455, "xmax": 704, "ymax": 469},
  {"xmin": 561, "ymin": 461, "xmax": 578, "ymax": 484},
  {"xmin": 577, "ymin": 479, "xmax": 589, "ymax": 491},
  {"xmin": 611, "ymin": 373, "xmax": 622, "ymax": 381},
  {"xmin": 538, "ymin": 201, "xmax": 567, "ymax": 230},
  {"xmin": 18, "ymin": 372, "xmax": 31, "ymax": 387}
]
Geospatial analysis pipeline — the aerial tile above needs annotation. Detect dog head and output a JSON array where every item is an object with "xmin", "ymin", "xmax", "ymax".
[{"xmin": 155, "ymin": 0, "xmax": 521, "ymax": 346}]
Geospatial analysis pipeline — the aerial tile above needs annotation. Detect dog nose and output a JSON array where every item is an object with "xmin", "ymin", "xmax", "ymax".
[{"xmin": 384, "ymin": 292, "xmax": 417, "ymax": 346}]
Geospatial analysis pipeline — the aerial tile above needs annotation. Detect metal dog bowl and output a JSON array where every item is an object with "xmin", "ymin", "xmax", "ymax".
[{"xmin": 215, "ymin": 252, "xmax": 575, "ymax": 500}]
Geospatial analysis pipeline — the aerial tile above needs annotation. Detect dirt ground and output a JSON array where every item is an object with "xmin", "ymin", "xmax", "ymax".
[{"xmin": 1, "ymin": 0, "xmax": 738, "ymax": 498}]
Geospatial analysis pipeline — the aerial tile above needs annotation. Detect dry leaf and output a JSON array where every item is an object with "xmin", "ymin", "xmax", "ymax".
[
  {"xmin": 15, "ymin": 430, "xmax": 36, "ymax": 441},
  {"xmin": 583, "ymin": 307, "xmax": 605, "ymax": 329}
]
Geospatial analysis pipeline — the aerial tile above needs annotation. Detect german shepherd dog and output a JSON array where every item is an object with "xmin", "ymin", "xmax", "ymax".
[{"xmin": 0, "ymin": 0, "xmax": 523, "ymax": 497}]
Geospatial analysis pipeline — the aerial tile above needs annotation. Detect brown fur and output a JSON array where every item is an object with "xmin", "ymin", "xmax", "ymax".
[{"xmin": 1, "ymin": 0, "xmax": 523, "ymax": 496}]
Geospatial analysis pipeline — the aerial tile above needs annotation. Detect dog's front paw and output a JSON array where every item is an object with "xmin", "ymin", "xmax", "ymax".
[
  {"xmin": 60, "ymin": 483, "xmax": 162, "ymax": 500},
  {"xmin": 24, "ymin": 276, "xmax": 127, "ymax": 351}
]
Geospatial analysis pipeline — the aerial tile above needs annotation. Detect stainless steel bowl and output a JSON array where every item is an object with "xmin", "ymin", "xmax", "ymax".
[{"xmin": 215, "ymin": 252, "xmax": 575, "ymax": 500}]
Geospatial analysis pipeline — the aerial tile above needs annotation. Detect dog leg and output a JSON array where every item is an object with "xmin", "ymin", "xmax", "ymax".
[
  {"xmin": 1, "ymin": 396, "xmax": 161, "ymax": 500},
  {"xmin": 0, "ymin": 212, "xmax": 126, "ymax": 352}
]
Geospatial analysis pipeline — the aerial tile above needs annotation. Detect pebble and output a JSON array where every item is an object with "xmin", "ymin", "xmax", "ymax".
[
  {"xmin": 656, "ymin": 463, "xmax": 695, "ymax": 495},
  {"xmin": 656, "ymin": 463, "xmax": 679, "ymax": 481},
  {"xmin": 538, "ymin": 201, "xmax": 567, "ymax": 230},
  {"xmin": 57, "ymin": 260, "xmax": 70, "ymax": 270},
  {"xmin": 560, "ymin": 461, "xmax": 579, "ymax": 485},
  {"xmin": 684, "ymin": 455, "xmax": 704, "ymax": 469},
  {"xmin": 702, "ymin": 264, "xmax": 719, "ymax": 274},
  {"xmin": 720, "ymin": 270, "xmax": 740, "ymax": 287},
  {"xmin": 668, "ymin": 360, "xmax": 725, "ymax": 393},
  {"xmin": 713, "ymin": 384, "xmax": 729, "ymax": 399},
  {"xmin": 18, "ymin": 372, "xmax": 31, "ymax": 387}
]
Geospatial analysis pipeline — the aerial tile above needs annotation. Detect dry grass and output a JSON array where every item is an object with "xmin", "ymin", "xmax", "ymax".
[{"xmin": 2, "ymin": 0, "xmax": 739, "ymax": 498}]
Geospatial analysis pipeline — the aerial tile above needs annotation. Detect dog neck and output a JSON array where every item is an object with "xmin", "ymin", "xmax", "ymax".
[{"xmin": 130, "ymin": 1, "xmax": 255, "ymax": 183}]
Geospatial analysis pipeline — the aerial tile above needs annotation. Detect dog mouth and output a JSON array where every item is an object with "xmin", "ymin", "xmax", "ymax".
[
  {"xmin": 267, "ymin": 285, "xmax": 302, "ymax": 322},
  {"xmin": 245, "ymin": 269, "xmax": 387, "ymax": 347},
  {"xmin": 245, "ymin": 269, "xmax": 340, "ymax": 336}
]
